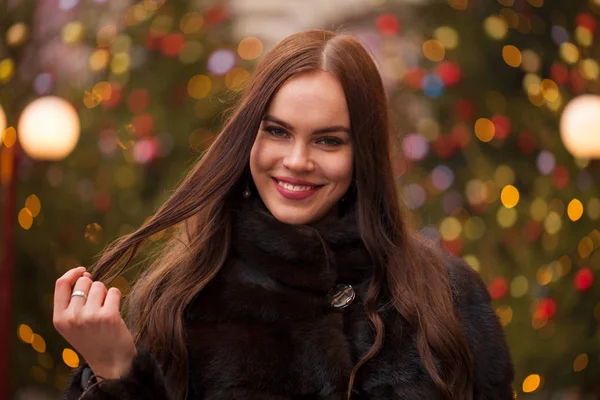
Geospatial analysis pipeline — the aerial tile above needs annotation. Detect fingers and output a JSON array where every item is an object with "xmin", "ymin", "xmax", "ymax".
[
  {"xmin": 103, "ymin": 288, "xmax": 122, "ymax": 313},
  {"xmin": 54, "ymin": 267, "xmax": 87, "ymax": 312},
  {"xmin": 68, "ymin": 276, "xmax": 93, "ymax": 310},
  {"xmin": 87, "ymin": 281, "xmax": 108, "ymax": 309}
]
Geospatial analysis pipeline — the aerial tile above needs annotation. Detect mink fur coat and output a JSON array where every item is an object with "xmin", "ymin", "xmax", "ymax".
[{"xmin": 64, "ymin": 195, "xmax": 515, "ymax": 399}]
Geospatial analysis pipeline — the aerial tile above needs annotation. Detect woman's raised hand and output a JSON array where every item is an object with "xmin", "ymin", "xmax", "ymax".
[{"xmin": 53, "ymin": 266, "xmax": 137, "ymax": 380}]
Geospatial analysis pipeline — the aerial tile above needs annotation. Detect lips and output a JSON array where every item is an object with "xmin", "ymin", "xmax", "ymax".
[{"xmin": 272, "ymin": 178, "xmax": 324, "ymax": 200}]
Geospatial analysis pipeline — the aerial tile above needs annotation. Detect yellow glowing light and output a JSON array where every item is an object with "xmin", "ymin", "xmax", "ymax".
[
  {"xmin": 497, "ymin": 206, "xmax": 517, "ymax": 228},
  {"xmin": 0, "ymin": 58, "xmax": 15, "ymax": 83},
  {"xmin": 238, "ymin": 37, "xmax": 264, "ymax": 60},
  {"xmin": 434, "ymin": 26, "xmax": 459, "ymax": 50},
  {"xmin": 179, "ymin": 41, "xmax": 203, "ymax": 64},
  {"xmin": 495, "ymin": 165, "xmax": 515, "ymax": 186},
  {"xmin": 18, "ymin": 208, "xmax": 33, "ymax": 230},
  {"xmin": 439, "ymin": 216, "xmax": 462, "ymax": 240},
  {"xmin": 17, "ymin": 324, "xmax": 33, "ymax": 343},
  {"xmin": 580, "ymin": 59, "xmax": 599, "ymax": 80},
  {"xmin": 150, "ymin": 14, "xmax": 173, "ymax": 37},
  {"xmin": 62, "ymin": 22, "xmax": 84, "ymax": 44},
  {"xmin": 502, "ymin": 45, "xmax": 522, "ymax": 67},
  {"xmin": 93, "ymin": 82, "xmax": 112, "ymax": 102},
  {"xmin": 180, "ymin": 12, "xmax": 204, "ymax": 34},
  {"xmin": 112, "ymin": 35, "xmax": 132, "ymax": 54},
  {"xmin": 510, "ymin": 275, "xmax": 529, "ymax": 298},
  {"xmin": 422, "ymin": 40, "xmax": 445, "ymax": 62},
  {"xmin": 523, "ymin": 73, "xmax": 541, "ymax": 93},
  {"xmin": 0, "ymin": 104, "xmax": 5, "ymax": 135},
  {"xmin": 484, "ymin": 180, "xmax": 499, "ymax": 203},
  {"xmin": 521, "ymin": 49, "xmax": 541, "ymax": 73},
  {"xmin": 188, "ymin": 74, "xmax": 212, "ymax": 99},
  {"xmin": 558, "ymin": 255, "xmax": 572, "ymax": 276},
  {"xmin": 18, "ymin": 96, "xmax": 80, "ymax": 161},
  {"xmin": 484, "ymin": 15, "xmax": 509, "ymax": 40},
  {"xmin": 567, "ymin": 199, "xmax": 584, "ymax": 221},
  {"xmin": 6, "ymin": 23, "xmax": 29, "ymax": 47},
  {"xmin": 578, "ymin": 236, "xmax": 594, "ymax": 259},
  {"xmin": 25, "ymin": 195, "xmax": 41, "ymax": 217},
  {"xmin": 448, "ymin": 0, "xmax": 468, "ymax": 10},
  {"xmin": 111, "ymin": 53, "xmax": 130, "ymax": 75},
  {"xmin": 575, "ymin": 26, "xmax": 593, "ymax": 47},
  {"xmin": 496, "ymin": 306, "xmax": 513, "ymax": 326},
  {"xmin": 474, "ymin": 118, "xmax": 495, "ymax": 142},
  {"xmin": 536, "ymin": 265, "xmax": 553, "ymax": 286},
  {"xmin": 416, "ymin": 118, "xmax": 440, "ymax": 140},
  {"xmin": 500, "ymin": 185, "xmax": 519, "ymax": 208},
  {"xmin": 522, "ymin": 374, "xmax": 541, "ymax": 393},
  {"xmin": 544, "ymin": 211, "xmax": 562, "ymax": 234},
  {"xmin": 560, "ymin": 43, "xmax": 580, "ymax": 64},
  {"xmin": 83, "ymin": 90, "xmax": 103, "ymax": 109},
  {"xmin": 573, "ymin": 354, "xmax": 588, "ymax": 372},
  {"xmin": 31, "ymin": 334, "xmax": 46, "ymax": 353},
  {"xmin": 546, "ymin": 93, "xmax": 562, "ymax": 112},
  {"xmin": 528, "ymin": 86, "xmax": 545, "ymax": 107},
  {"xmin": 464, "ymin": 217, "xmax": 486, "ymax": 240},
  {"xmin": 530, "ymin": 198, "xmax": 548, "ymax": 221},
  {"xmin": 62, "ymin": 348, "xmax": 80, "ymax": 368},
  {"xmin": 97, "ymin": 24, "xmax": 117, "ymax": 47},
  {"xmin": 540, "ymin": 79, "xmax": 559, "ymax": 102},
  {"xmin": 462, "ymin": 254, "xmax": 480, "ymax": 272},
  {"xmin": 527, "ymin": 0, "xmax": 543, "ymax": 6},
  {"xmin": 2, "ymin": 126, "xmax": 16, "ymax": 147},
  {"xmin": 84, "ymin": 223, "xmax": 103, "ymax": 245},
  {"xmin": 144, "ymin": 0, "xmax": 165, "ymax": 11},
  {"xmin": 89, "ymin": 49, "xmax": 110, "ymax": 71},
  {"xmin": 124, "ymin": 3, "xmax": 153, "ymax": 26},
  {"xmin": 225, "ymin": 68, "xmax": 250, "ymax": 92}
]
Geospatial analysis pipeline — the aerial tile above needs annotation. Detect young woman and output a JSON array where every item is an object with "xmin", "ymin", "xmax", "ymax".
[{"xmin": 54, "ymin": 29, "xmax": 515, "ymax": 400}]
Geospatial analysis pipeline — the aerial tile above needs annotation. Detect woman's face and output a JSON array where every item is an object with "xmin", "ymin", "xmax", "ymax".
[{"xmin": 250, "ymin": 70, "xmax": 354, "ymax": 225}]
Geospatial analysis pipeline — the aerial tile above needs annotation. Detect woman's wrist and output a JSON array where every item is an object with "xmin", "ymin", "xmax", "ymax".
[{"xmin": 89, "ymin": 350, "xmax": 137, "ymax": 380}]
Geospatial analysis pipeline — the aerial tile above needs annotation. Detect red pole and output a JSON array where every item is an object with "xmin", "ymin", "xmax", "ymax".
[{"xmin": 0, "ymin": 140, "xmax": 18, "ymax": 399}]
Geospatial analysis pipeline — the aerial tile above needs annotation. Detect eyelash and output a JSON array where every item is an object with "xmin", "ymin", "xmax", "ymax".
[{"xmin": 264, "ymin": 126, "xmax": 343, "ymax": 146}]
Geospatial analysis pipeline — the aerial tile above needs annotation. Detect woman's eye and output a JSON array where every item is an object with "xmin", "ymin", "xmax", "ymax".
[
  {"xmin": 317, "ymin": 137, "xmax": 343, "ymax": 146},
  {"xmin": 265, "ymin": 126, "xmax": 287, "ymax": 137}
]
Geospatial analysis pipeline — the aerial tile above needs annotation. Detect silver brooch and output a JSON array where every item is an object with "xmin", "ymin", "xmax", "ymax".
[{"xmin": 327, "ymin": 283, "xmax": 355, "ymax": 310}]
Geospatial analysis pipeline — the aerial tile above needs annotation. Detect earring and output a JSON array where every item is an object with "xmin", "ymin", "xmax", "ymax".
[{"xmin": 242, "ymin": 178, "xmax": 251, "ymax": 198}]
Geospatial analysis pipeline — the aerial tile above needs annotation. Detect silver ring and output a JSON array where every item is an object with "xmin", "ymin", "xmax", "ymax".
[{"xmin": 71, "ymin": 290, "xmax": 88, "ymax": 301}]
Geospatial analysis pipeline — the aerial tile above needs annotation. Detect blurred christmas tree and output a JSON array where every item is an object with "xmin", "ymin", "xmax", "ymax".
[
  {"xmin": 360, "ymin": 0, "xmax": 600, "ymax": 397},
  {"xmin": 1, "ymin": 0, "xmax": 262, "ymax": 397}
]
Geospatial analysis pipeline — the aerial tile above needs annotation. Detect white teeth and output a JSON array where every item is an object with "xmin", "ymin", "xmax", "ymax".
[{"xmin": 277, "ymin": 180, "xmax": 316, "ymax": 192}]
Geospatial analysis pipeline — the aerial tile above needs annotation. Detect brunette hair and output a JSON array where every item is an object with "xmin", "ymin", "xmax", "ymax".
[{"xmin": 90, "ymin": 29, "xmax": 474, "ymax": 399}]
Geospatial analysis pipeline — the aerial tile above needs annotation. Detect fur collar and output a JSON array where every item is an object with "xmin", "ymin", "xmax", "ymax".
[{"xmin": 229, "ymin": 195, "xmax": 373, "ymax": 293}]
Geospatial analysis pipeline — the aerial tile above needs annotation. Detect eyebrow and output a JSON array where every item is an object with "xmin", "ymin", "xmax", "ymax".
[{"xmin": 262, "ymin": 115, "xmax": 351, "ymax": 135}]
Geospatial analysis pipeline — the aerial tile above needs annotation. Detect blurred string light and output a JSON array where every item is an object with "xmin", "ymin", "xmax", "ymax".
[
  {"xmin": 207, "ymin": 49, "xmax": 236, "ymax": 75},
  {"xmin": 0, "ymin": 104, "xmax": 6, "ymax": 134},
  {"xmin": 17, "ymin": 96, "xmax": 80, "ymax": 161},
  {"xmin": 560, "ymin": 95, "xmax": 600, "ymax": 158},
  {"xmin": 6, "ymin": 23, "xmax": 29, "ymax": 47}
]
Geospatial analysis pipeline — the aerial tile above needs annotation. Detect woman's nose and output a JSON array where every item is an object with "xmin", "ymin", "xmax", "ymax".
[{"xmin": 282, "ymin": 143, "xmax": 314, "ymax": 172}]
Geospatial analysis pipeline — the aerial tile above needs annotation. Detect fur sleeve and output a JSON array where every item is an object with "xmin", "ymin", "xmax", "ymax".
[
  {"xmin": 63, "ymin": 347, "xmax": 172, "ymax": 400},
  {"xmin": 447, "ymin": 254, "xmax": 516, "ymax": 400}
]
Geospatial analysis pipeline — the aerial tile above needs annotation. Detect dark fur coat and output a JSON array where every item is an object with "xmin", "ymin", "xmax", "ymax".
[{"xmin": 65, "ymin": 195, "xmax": 514, "ymax": 399}]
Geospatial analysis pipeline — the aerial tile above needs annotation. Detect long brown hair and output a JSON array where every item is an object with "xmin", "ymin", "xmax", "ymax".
[{"xmin": 89, "ymin": 29, "xmax": 474, "ymax": 399}]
